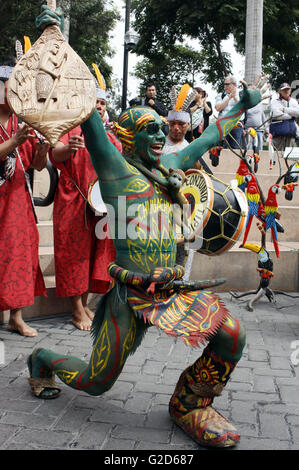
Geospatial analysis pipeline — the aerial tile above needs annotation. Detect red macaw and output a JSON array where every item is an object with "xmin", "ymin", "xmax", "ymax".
[
  {"xmin": 242, "ymin": 173, "xmax": 264, "ymax": 246},
  {"xmin": 264, "ymin": 184, "xmax": 281, "ymax": 258},
  {"xmin": 209, "ymin": 146, "xmax": 223, "ymax": 167},
  {"xmin": 283, "ymin": 182, "xmax": 298, "ymax": 201},
  {"xmin": 235, "ymin": 159, "xmax": 250, "ymax": 192}
]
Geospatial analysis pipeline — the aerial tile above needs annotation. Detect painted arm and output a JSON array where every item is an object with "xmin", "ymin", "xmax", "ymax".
[
  {"xmin": 80, "ymin": 110, "xmax": 128, "ymax": 179},
  {"xmin": 161, "ymin": 86, "xmax": 262, "ymax": 171}
]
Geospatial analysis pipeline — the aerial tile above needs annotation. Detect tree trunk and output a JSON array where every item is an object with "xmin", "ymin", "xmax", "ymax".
[{"xmin": 245, "ymin": 0, "xmax": 263, "ymax": 84}]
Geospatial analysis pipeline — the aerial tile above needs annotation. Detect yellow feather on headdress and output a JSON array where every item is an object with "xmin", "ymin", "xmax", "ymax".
[
  {"xmin": 175, "ymin": 84, "xmax": 191, "ymax": 111},
  {"xmin": 92, "ymin": 63, "xmax": 106, "ymax": 90},
  {"xmin": 113, "ymin": 122, "xmax": 134, "ymax": 152},
  {"xmin": 24, "ymin": 36, "xmax": 31, "ymax": 53}
]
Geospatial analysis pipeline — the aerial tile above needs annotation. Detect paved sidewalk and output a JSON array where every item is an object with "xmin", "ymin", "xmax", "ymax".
[{"xmin": 0, "ymin": 291, "xmax": 299, "ymax": 451}]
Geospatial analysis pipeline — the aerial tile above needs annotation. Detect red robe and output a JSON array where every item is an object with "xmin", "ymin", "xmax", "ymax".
[
  {"xmin": 0, "ymin": 114, "xmax": 46, "ymax": 311},
  {"xmin": 50, "ymin": 127, "xmax": 120, "ymax": 297}
]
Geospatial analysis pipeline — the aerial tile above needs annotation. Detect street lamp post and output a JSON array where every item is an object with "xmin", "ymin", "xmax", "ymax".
[{"xmin": 121, "ymin": 0, "xmax": 139, "ymax": 111}]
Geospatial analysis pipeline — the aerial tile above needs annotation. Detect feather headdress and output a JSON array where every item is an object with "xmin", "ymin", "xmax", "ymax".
[
  {"xmin": 15, "ymin": 36, "xmax": 31, "ymax": 63},
  {"xmin": 24, "ymin": 36, "xmax": 31, "ymax": 53},
  {"xmin": 15, "ymin": 40, "xmax": 23, "ymax": 62},
  {"xmin": 168, "ymin": 84, "xmax": 197, "ymax": 123},
  {"xmin": 92, "ymin": 62, "xmax": 106, "ymax": 100}
]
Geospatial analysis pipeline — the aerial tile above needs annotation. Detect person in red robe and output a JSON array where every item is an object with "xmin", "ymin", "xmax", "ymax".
[
  {"xmin": 0, "ymin": 62, "xmax": 49, "ymax": 337},
  {"xmin": 50, "ymin": 89, "xmax": 121, "ymax": 331}
]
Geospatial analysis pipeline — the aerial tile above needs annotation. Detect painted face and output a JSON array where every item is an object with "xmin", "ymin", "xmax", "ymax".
[{"xmin": 134, "ymin": 118, "xmax": 166, "ymax": 166}]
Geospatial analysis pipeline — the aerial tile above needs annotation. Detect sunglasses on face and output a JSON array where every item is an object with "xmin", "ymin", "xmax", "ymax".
[
  {"xmin": 144, "ymin": 122, "xmax": 164, "ymax": 135},
  {"xmin": 224, "ymin": 82, "xmax": 232, "ymax": 86}
]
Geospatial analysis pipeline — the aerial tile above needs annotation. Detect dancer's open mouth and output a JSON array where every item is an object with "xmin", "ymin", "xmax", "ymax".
[{"xmin": 150, "ymin": 143, "xmax": 164, "ymax": 156}]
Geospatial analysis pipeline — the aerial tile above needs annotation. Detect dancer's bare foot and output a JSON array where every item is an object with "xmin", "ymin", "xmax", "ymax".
[
  {"xmin": 84, "ymin": 306, "xmax": 94, "ymax": 322},
  {"xmin": 8, "ymin": 318, "xmax": 37, "ymax": 337},
  {"xmin": 72, "ymin": 310, "xmax": 92, "ymax": 331}
]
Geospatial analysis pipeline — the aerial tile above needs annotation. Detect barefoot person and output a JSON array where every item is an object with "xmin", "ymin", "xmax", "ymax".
[{"xmin": 0, "ymin": 61, "xmax": 49, "ymax": 337}]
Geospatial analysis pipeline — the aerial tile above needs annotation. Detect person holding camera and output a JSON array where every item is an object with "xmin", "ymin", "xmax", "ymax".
[{"xmin": 186, "ymin": 87, "xmax": 212, "ymax": 142}]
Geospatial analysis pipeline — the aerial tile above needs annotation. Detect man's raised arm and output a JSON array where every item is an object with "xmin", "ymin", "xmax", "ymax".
[
  {"xmin": 80, "ymin": 110, "xmax": 127, "ymax": 179},
  {"xmin": 162, "ymin": 85, "xmax": 262, "ymax": 172}
]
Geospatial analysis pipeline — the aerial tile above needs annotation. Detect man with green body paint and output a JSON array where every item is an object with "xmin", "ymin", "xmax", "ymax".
[{"xmin": 27, "ymin": 5, "xmax": 265, "ymax": 448}]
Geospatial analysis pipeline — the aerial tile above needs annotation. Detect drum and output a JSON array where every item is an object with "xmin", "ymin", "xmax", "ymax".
[
  {"xmin": 87, "ymin": 179, "xmax": 107, "ymax": 214},
  {"xmin": 181, "ymin": 169, "xmax": 248, "ymax": 255}
]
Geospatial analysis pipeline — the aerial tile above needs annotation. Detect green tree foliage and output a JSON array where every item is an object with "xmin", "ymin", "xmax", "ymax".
[
  {"xmin": 131, "ymin": 0, "xmax": 299, "ymax": 92},
  {"xmin": 134, "ymin": 45, "xmax": 204, "ymax": 105},
  {"xmin": 66, "ymin": 0, "xmax": 120, "ymax": 83},
  {"xmin": 131, "ymin": 0, "xmax": 243, "ymax": 95},
  {"xmin": 234, "ymin": 0, "xmax": 299, "ymax": 88},
  {"xmin": 0, "ymin": 0, "xmax": 120, "ymax": 87}
]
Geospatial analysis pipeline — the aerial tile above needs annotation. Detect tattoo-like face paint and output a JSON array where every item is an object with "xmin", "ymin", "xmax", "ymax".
[{"xmin": 133, "ymin": 118, "xmax": 166, "ymax": 166}]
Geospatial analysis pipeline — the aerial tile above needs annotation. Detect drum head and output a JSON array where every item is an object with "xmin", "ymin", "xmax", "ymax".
[
  {"xmin": 181, "ymin": 170, "xmax": 248, "ymax": 255},
  {"xmin": 88, "ymin": 179, "xmax": 107, "ymax": 214},
  {"xmin": 181, "ymin": 169, "xmax": 213, "ymax": 239}
]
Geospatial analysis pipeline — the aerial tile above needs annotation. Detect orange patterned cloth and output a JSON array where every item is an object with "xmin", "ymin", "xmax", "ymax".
[{"xmin": 127, "ymin": 286, "xmax": 228, "ymax": 347}]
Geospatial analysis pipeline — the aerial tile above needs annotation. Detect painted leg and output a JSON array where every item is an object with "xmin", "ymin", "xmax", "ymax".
[
  {"xmin": 28, "ymin": 289, "xmax": 148, "ymax": 398},
  {"xmin": 169, "ymin": 313, "xmax": 246, "ymax": 448}
]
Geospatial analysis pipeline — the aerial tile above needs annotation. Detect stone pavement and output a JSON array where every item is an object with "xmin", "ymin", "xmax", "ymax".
[{"xmin": 0, "ymin": 291, "xmax": 299, "ymax": 452}]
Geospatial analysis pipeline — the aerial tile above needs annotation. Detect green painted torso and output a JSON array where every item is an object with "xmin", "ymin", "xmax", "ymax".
[{"xmin": 100, "ymin": 163, "xmax": 177, "ymax": 273}]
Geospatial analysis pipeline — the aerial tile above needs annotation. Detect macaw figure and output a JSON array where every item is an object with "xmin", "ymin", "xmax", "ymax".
[
  {"xmin": 264, "ymin": 184, "xmax": 281, "ymax": 258},
  {"xmin": 242, "ymin": 173, "xmax": 263, "ymax": 246},
  {"xmin": 235, "ymin": 158, "xmax": 250, "ymax": 192},
  {"xmin": 253, "ymin": 152, "xmax": 260, "ymax": 173},
  {"xmin": 208, "ymin": 146, "xmax": 222, "ymax": 167},
  {"xmin": 247, "ymin": 127, "xmax": 258, "ymax": 152},
  {"xmin": 243, "ymin": 243, "xmax": 274, "ymax": 291},
  {"xmin": 283, "ymin": 182, "xmax": 298, "ymax": 201},
  {"xmin": 289, "ymin": 162, "xmax": 299, "ymax": 183}
]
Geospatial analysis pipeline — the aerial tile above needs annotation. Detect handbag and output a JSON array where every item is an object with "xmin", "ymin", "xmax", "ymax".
[{"xmin": 269, "ymin": 118, "xmax": 296, "ymax": 138}]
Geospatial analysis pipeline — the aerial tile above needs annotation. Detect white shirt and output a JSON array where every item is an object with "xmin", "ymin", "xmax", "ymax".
[
  {"xmin": 215, "ymin": 91, "xmax": 240, "ymax": 117},
  {"xmin": 244, "ymin": 102, "xmax": 266, "ymax": 130},
  {"xmin": 215, "ymin": 91, "xmax": 244, "ymax": 120},
  {"xmin": 270, "ymin": 95, "xmax": 299, "ymax": 121},
  {"xmin": 162, "ymin": 136, "xmax": 189, "ymax": 155}
]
